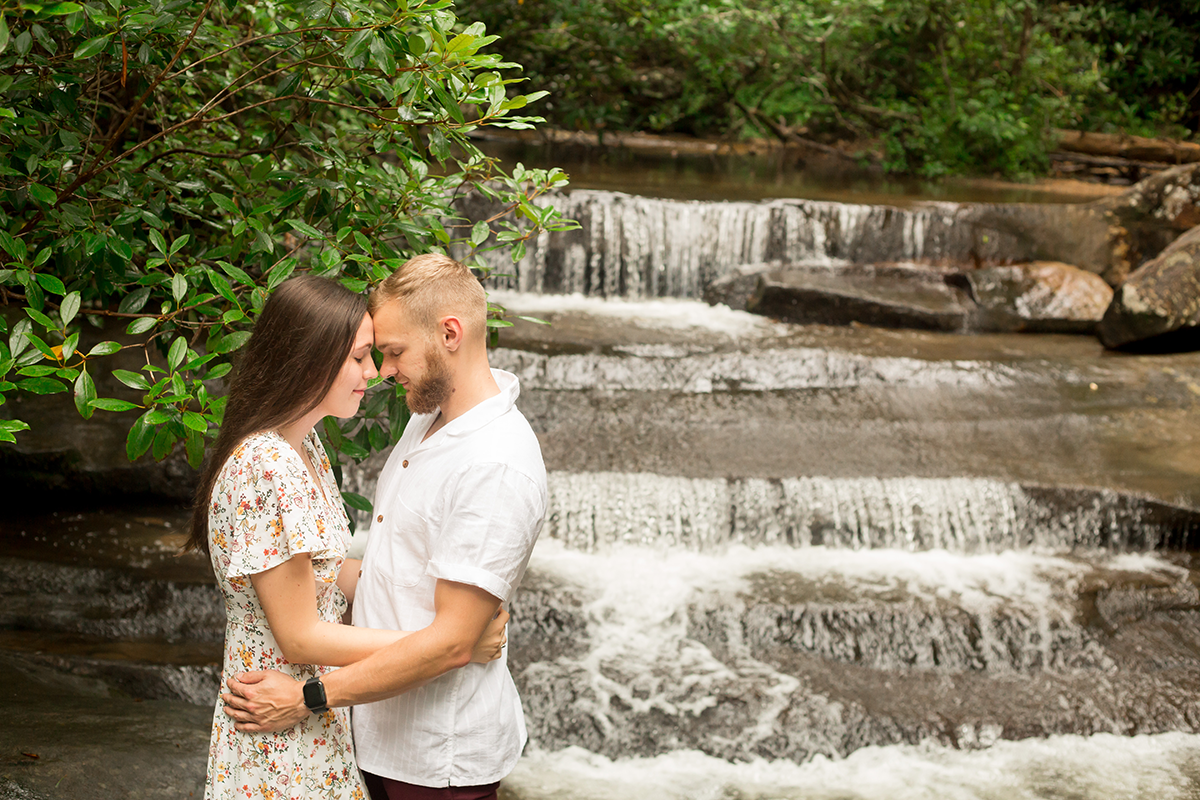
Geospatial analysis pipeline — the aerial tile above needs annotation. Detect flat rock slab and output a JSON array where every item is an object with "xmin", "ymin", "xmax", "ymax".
[
  {"xmin": 0, "ymin": 652, "xmax": 208, "ymax": 800},
  {"xmin": 747, "ymin": 265, "xmax": 970, "ymax": 331}
]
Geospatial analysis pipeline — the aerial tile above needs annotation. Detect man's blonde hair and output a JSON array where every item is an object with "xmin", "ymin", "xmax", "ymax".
[{"xmin": 368, "ymin": 253, "xmax": 487, "ymax": 339}]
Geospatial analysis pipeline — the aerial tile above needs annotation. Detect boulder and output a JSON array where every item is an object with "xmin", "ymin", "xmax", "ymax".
[
  {"xmin": 702, "ymin": 262, "xmax": 778, "ymax": 311},
  {"xmin": 951, "ymin": 261, "xmax": 1114, "ymax": 334},
  {"xmin": 1091, "ymin": 162, "xmax": 1200, "ymax": 284},
  {"xmin": 745, "ymin": 264, "xmax": 970, "ymax": 331},
  {"xmin": 1097, "ymin": 224, "xmax": 1200, "ymax": 349}
]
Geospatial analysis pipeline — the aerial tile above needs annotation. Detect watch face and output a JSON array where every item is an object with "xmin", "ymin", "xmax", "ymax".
[{"xmin": 304, "ymin": 677, "xmax": 326, "ymax": 710}]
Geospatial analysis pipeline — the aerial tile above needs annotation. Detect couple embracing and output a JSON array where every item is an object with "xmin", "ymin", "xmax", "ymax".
[{"xmin": 185, "ymin": 254, "xmax": 547, "ymax": 800}]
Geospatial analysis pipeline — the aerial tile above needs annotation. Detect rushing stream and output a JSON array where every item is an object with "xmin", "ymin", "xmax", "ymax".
[{"xmin": 3, "ymin": 172, "xmax": 1200, "ymax": 799}]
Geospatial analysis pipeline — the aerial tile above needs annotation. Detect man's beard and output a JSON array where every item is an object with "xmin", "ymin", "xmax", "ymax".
[{"xmin": 403, "ymin": 344, "xmax": 452, "ymax": 415}]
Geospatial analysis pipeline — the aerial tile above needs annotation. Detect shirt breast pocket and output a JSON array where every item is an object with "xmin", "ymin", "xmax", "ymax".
[{"xmin": 384, "ymin": 495, "xmax": 431, "ymax": 589}]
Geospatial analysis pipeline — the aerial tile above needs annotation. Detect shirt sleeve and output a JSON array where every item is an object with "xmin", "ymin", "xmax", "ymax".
[
  {"xmin": 425, "ymin": 462, "xmax": 546, "ymax": 603},
  {"xmin": 222, "ymin": 439, "xmax": 336, "ymax": 579}
]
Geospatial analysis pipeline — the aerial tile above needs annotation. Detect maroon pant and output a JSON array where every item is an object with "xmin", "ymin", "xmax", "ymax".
[{"xmin": 362, "ymin": 771, "xmax": 499, "ymax": 800}]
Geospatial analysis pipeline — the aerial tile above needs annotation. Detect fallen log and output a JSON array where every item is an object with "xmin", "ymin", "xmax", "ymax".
[{"xmin": 1054, "ymin": 129, "xmax": 1200, "ymax": 165}]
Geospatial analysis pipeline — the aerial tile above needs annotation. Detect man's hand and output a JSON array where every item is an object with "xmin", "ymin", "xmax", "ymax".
[
  {"xmin": 222, "ymin": 670, "xmax": 308, "ymax": 733},
  {"xmin": 471, "ymin": 606, "xmax": 509, "ymax": 663}
]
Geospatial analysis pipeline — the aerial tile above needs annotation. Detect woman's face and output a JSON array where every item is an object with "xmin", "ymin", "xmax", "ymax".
[{"xmin": 317, "ymin": 313, "xmax": 377, "ymax": 419}]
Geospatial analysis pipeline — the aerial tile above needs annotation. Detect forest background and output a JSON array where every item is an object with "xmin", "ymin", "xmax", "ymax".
[{"xmin": 461, "ymin": 0, "xmax": 1200, "ymax": 179}]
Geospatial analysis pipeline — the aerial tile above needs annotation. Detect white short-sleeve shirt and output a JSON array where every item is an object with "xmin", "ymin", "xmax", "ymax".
[{"xmin": 351, "ymin": 369, "xmax": 547, "ymax": 788}]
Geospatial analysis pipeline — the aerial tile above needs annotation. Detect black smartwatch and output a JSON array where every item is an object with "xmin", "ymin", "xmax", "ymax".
[{"xmin": 303, "ymin": 676, "xmax": 329, "ymax": 714}]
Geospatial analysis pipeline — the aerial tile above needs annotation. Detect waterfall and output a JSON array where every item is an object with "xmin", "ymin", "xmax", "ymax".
[
  {"xmin": 540, "ymin": 473, "xmax": 1187, "ymax": 553},
  {"xmin": 459, "ymin": 190, "xmax": 1038, "ymax": 299}
]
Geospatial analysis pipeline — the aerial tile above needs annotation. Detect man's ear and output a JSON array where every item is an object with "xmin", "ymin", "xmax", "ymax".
[{"xmin": 440, "ymin": 315, "xmax": 465, "ymax": 352}]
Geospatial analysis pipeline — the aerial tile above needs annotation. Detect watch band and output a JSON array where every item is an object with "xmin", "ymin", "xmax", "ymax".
[{"xmin": 302, "ymin": 676, "xmax": 329, "ymax": 714}]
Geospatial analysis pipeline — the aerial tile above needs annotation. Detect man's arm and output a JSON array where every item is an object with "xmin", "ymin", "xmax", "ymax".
[{"xmin": 223, "ymin": 579, "xmax": 501, "ymax": 732}]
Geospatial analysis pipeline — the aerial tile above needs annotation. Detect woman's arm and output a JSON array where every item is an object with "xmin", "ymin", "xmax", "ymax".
[
  {"xmin": 252, "ymin": 554, "xmax": 407, "ymax": 667},
  {"xmin": 252, "ymin": 555, "xmax": 510, "ymax": 667}
]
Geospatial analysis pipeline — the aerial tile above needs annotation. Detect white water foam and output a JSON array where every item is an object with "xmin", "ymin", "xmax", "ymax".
[
  {"xmin": 506, "ymin": 732, "xmax": 1200, "ymax": 800},
  {"xmin": 528, "ymin": 539, "xmax": 1107, "ymax": 631},
  {"xmin": 488, "ymin": 290, "xmax": 785, "ymax": 337},
  {"xmin": 519, "ymin": 541, "xmax": 1173, "ymax": 734}
]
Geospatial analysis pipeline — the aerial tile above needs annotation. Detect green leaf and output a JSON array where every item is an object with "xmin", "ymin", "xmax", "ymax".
[
  {"xmin": 204, "ymin": 363, "xmax": 232, "ymax": 381},
  {"xmin": 286, "ymin": 218, "xmax": 323, "ymax": 239},
  {"xmin": 126, "ymin": 317, "xmax": 158, "ymax": 335},
  {"xmin": 18, "ymin": 376, "xmax": 67, "ymax": 394},
  {"xmin": 171, "ymin": 272, "xmax": 188, "ymax": 304},
  {"xmin": 119, "ymin": 287, "xmax": 151, "ymax": 314},
  {"xmin": 185, "ymin": 427, "xmax": 205, "ymax": 468},
  {"xmin": 169, "ymin": 234, "xmax": 190, "ymax": 256},
  {"xmin": 217, "ymin": 261, "xmax": 255, "ymax": 288},
  {"xmin": 0, "ymin": 16, "xmax": 10, "ymax": 55},
  {"xmin": 34, "ymin": 273, "xmax": 64, "ymax": 296},
  {"xmin": 182, "ymin": 410, "xmax": 207, "ymax": 432},
  {"xmin": 211, "ymin": 192, "xmax": 239, "ymax": 215},
  {"xmin": 152, "ymin": 425, "xmax": 177, "ymax": 461},
  {"xmin": 25, "ymin": 307, "xmax": 56, "ymax": 330},
  {"xmin": 213, "ymin": 330, "xmax": 251, "ymax": 354},
  {"xmin": 43, "ymin": 3, "xmax": 84, "ymax": 15},
  {"xmin": 208, "ymin": 269, "xmax": 237, "ymax": 303},
  {"xmin": 126, "ymin": 411, "xmax": 156, "ymax": 460},
  {"xmin": 91, "ymin": 397, "xmax": 139, "ymax": 412},
  {"xmin": 167, "ymin": 336, "xmax": 187, "ymax": 371},
  {"xmin": 18, "ymin": 365, "xmax": 59, "ymax": 377},
  {"xmin": 266, "ymin": 259, "xmax": 297, "ymax": 291},
  {"xmin": 73, "ymin": 34, "xmax": 111, "ymax": 59},
  {"xmin": 60, "ymin": 290, "xmax": 80, "ymax": 325},
  {"xmin": 73, "ymin": 368, "xmax": 96, "ymax": 419},
  {"xmin": 28, "ymin": 183, "xmax": 57, "ymax": 206},
  {"xmin": 112, "ymin": 369, "xmax": 151, "ymax": 390},
  {"xmin": 470, "ymin": 220, "xmax": 490, "ymax": 247},
  {"xmin": 149, "ymin": 229, "xmax": 168, "ymax": 255},
  {"xmin": 24, "ymin": 332, "xmax": 55, "ymax": 359},
  {"xmin": 86, "ymin": 341, "xmax": 121, "ymax": 357},
  {"xmin": 60, "ymin": 332, "xmax": 79, "ymax": 361},
  {"xmin": 0, "ymin": 231, "xmax": 26, "ymax": 262},
  {"xmin": 341, "ymin": 491, "xmax": 373, "ymax": 513}
]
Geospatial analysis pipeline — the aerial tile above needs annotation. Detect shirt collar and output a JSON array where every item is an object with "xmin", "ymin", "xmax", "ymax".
[{"xmin": 419, "ymin": 369, "xmax": 520, "ymax": 447}]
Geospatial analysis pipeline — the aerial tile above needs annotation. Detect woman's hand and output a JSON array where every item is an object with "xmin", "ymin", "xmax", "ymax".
[{"xmin": 470, "ymin": 606, "xmax": 509, "ymax": 663}]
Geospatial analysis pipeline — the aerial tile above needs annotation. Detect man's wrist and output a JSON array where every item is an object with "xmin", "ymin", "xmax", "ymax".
[{"xmin": 302, "ymin": 676, "xmax": 329, "ymax": 714}]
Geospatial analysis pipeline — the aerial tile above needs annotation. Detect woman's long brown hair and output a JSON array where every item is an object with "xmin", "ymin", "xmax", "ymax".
[{"xmin": 185, "ymin": 274, "xmax": 367, "ymax": 557}]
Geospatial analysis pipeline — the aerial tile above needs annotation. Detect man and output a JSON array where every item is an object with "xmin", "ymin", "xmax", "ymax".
[{"xmin": 223, "ymin": 254, "xmax": 548, "ymax": 800}]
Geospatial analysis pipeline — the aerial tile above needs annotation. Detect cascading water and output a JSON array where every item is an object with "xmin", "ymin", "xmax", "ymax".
[{"xmin": 458, "ymin": 189, "xmax": 1055, "ymax": 299}]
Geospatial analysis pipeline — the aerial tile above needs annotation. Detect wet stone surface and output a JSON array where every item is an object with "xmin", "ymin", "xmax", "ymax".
[{"xmin": 0, "ymin": 651, "xmax": 208, "ymax": 800}]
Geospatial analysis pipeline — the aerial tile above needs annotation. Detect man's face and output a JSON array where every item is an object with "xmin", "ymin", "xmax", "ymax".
[{"xmin": 372, "ymin": 301, "xmax": 452, "ymax": 415}]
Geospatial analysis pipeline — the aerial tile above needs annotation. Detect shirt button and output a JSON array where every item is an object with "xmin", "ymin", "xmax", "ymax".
[
  {"xmin": 377, "ymin": 514, "xmax": 383, "ymax": 522},
  {"xmin": 402, "ymin": 460, "xmax": 409, "ymax": 468}
]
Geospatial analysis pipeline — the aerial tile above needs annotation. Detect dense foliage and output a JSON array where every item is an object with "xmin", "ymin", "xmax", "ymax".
[
  {"xmin": 460, "ymin": 0, "xmax": 1200, "ymax": 177},
  {"xmin": 0, "ymin": 0, "xmax": 572, "ymax": 506}
]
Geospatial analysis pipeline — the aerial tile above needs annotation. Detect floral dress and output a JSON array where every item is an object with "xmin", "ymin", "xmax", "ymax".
[{"xmin": 204, "ymin": 429, "xmax": 366, "ymax": 800}]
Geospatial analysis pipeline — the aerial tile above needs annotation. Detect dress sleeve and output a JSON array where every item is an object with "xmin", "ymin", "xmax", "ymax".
[
  {"xmin": 425, "ymin": 462, "xmax": 546, "ymax": 603},
  {"xmin": 222, "ymin": 437, "xmax": 335, "ymax": 579}
]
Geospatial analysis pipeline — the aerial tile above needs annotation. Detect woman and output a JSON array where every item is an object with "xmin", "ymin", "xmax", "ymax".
[{"xmin": 185, "ymin": 275, "xmax": 505, "ymax": 800}]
